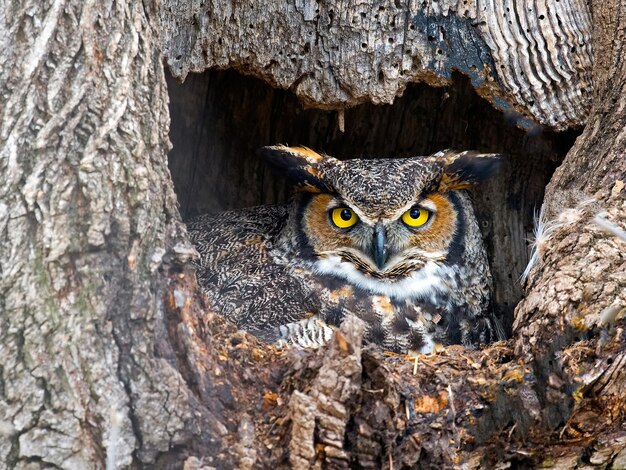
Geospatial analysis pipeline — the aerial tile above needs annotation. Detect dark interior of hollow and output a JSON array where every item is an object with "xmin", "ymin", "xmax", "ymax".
[{"xmin": 166, "ymin": 68, "xmax": 579, "ymax": 336}]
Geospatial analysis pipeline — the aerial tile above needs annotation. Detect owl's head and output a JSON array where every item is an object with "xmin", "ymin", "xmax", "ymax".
[{"xmin": 259, "ymin": 145, "xmax": 500, "ymax": 295}]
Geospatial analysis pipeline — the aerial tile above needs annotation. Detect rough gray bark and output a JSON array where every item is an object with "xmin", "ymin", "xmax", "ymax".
[
  {"xmin": 1, "ymin": 0, "xmax": 625, "ymax": 469},
  {"xmin": 161, "ymin": 0, "xmax": 593, "ymax": 130},
  {"xmin": 514, "ymin": 0, "xmax": 626, "ymax": 354},
  {"xmin": 0, "ymin": 1, "xmax": 200, "ymax": 467}
]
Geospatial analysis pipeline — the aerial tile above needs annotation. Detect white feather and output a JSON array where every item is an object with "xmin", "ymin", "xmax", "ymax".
[
  {"xmin": 521, "ymin": 199, "xmax": 596, "ymax": 283},
  {"xmin": 312, "ymin": 255, "xmax": 454, "ymax": 302},
  {"xmin": 594, "ymin": 214, "xmax": 626, "ymax": 243},
  {"xmin": 521, "ymin": 205, "xmax": 558, "ymax": 283}
]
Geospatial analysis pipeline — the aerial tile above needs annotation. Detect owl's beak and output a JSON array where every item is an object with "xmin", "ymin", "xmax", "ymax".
[{"xmin": 373, "ymin": 222, "xmax": 389, "ymax": 270}]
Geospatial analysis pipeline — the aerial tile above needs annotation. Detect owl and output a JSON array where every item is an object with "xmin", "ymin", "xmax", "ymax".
[{"xmin": 188, "ymin": 146, "xmax": 505, "ymax": 354}]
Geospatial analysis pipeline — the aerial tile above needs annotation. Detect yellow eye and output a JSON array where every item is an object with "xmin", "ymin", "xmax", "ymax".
[
  {"xmin": 401, "ymin": 207, "xmax": 431, "ymax": 227},
  {"xmin": 331, "ymin": 207, "xmax": 358, "ymax": 229}
]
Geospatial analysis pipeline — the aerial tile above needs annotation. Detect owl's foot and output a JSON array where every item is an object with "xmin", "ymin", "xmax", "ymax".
[{"xmin": 259, "ymin": 316, "xmax": 335, "ymax": 350}]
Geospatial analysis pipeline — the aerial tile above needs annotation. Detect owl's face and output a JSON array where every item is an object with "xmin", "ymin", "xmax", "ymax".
[{"xmin": 259, "ymin": 146, "xmax": 499, "ymax": 297}]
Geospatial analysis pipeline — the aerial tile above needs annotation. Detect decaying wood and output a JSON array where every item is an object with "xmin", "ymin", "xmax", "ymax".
[
  {"xmin": 1, "ymin": 0, "xmax": 625, "ymax": 468},
  {"xmin": 514, "ymin": 0, "xmax": 626, "ymax": 368},
  {"xmin": 161, "ymin": 0, "xmax": 593, "ymax": 130},
  {"xmin": 164, "ymin": 270, "xmax": 626, "ymax": 468}
]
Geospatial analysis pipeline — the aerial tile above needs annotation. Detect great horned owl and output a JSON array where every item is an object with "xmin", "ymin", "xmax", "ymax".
[{"xmin": 188, "ymin": 146, "xmax": 504, "ymax": 354}]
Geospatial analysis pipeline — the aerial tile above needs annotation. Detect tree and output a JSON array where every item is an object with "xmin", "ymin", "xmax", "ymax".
[{"xmin": 0, "ymin": 0, "xmax": 624, "ymax": 468}]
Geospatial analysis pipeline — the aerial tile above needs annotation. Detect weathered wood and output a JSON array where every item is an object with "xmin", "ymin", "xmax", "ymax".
[
  {"xmin": 514, "ymin": 0, "xmax": 626, "ymax": 356},
  {"xmin": 161, "ymin": 0, "xmax": 593, "ymax": 130},
  {"xmin": 166, "ymin": 290, "xmax": 626, "ymax": 468}
]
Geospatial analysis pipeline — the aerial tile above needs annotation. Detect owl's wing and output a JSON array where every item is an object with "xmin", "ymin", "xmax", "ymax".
[
  {"xmin": 187, "ymin": 205, "xmax": 319, "ymax": 331},
  {"xmin": 437, "ymin": 190, "xmax": 504, "ymax": 348}
]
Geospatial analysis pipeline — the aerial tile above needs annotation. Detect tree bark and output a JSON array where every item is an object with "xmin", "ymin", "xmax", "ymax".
[
  {"xmin": 0, "ymin": 1, "xmax": 200, "ymax": 467},
  {"xmin": 161, "ymin": 0, "xmax": 593, "ymax": 130},
  {"xmin": 1, "ymin": 0, "xmax": 625, "ymax": 469}
]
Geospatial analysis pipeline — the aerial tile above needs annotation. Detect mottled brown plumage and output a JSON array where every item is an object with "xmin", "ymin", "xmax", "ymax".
[{"xmin": 188, "ymin": 146, "xmax": 504, "ymax": 353}]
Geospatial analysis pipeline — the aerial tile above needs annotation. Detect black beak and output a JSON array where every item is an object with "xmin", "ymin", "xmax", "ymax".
[{"xmin": 373, "ymin": 222, "xmax": 388, "ymax": 270}]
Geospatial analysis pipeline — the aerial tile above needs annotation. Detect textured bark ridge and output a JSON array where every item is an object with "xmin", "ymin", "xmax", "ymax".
[
  {"xmin": 161, "ymin": 0, "xmax": 593, "ymax": 130},
  {"xmin": 514, "ymin": 0, "xmax": 626, "ymax": 361},
  {"xmin": 0, "ymin": 1, "xmax": 196, "ymax": 467}
]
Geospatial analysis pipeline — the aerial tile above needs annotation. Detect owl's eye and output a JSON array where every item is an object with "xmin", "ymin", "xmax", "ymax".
[
  {"xmin": 330, "ymin": 207, "xmax": 358, "ymax": 229},
  {"xmin": 401, "ymin": 206, "xmax": 431, "ymax": 227}
]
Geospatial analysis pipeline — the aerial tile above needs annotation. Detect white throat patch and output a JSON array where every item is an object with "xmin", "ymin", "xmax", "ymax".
[{"xmin": 312, "ymin": 255, "xmax": 454, "ymax": 301}]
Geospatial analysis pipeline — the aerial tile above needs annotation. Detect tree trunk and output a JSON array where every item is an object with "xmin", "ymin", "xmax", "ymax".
[
  {"xmin": 0, "ymin": 1, "xmax": 200, "ymax": 467},
  {"xmin": 1, "ymin": 1, "xmax": 624, "ymax": 469}
]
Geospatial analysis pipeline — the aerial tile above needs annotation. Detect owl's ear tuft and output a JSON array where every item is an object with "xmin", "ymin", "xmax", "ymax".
[
  {"xmin": 257, "ymin": 145, "xmax": 331, "ymax": 192},
  {"xmin": 436, "ymin": 150, "xmax": 502, "ymax": 190}
]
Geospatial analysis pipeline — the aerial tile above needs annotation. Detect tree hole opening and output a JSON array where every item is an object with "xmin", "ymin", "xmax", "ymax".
[{"xmin": 165, "ymin": 68, "xmax": 579, "ymax": 336}]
